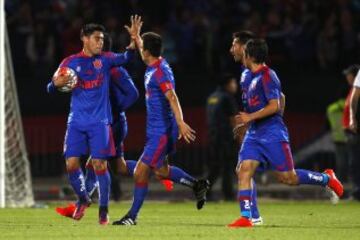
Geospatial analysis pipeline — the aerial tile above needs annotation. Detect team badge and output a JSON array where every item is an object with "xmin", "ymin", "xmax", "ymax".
[{"xmin": 93, "ymin": 59, "xmax": 102, "ymax": 69}]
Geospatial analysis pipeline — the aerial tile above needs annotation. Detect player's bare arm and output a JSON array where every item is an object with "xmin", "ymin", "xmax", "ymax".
[
  {"xmin": 350, "ymin": 87, "xmax": 360, "ymax": 132},
  {"xmin": 165, "ymin": 89, "xmax": 196, "ymax": 143},
  {"xmin": 235, "ymin": 99, "xmax": 280, "ymax": 125},
  {"xmin": 280, "ymin": 92, "xmax": 285, "ymax": 115}
]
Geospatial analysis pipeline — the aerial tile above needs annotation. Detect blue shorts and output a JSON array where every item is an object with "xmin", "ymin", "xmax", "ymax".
[
  {"xmin": 140, "ymin": 128, "xmax": 178, "ymax": 169},
  {"xmin": 64, "ymin": 122, "xmax": 115, "ymax": 159},
  {"xmin": 238, "ymin": 141, "xmax": 294, "ymax": 172},
  {"xmin": 112, "ymin": 114, "xmax": 128, "ymax": 158}
]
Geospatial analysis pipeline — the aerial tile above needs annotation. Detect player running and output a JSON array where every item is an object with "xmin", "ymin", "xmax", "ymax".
[
  {"xmin": 228, "ymin": 38, "xmax": 343, "ymax": 228},
  {"xmin": 112, "ymin": 16, "xmax": 209, "ymax": 226},
  {"xmin": 51, "ymin": 23, "xmax": 135, "ymax": 225}
]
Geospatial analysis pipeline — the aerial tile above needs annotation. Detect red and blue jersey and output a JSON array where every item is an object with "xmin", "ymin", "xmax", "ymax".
[
  {"xmin": 144, "ymin": 58, "xmax": 176, "ymax": 135},
  {"xmin": 240, "ymin": 65, "xmax": 289, "ymax": 143},
  {"xmin": 58, "ymin": 50, "xmax": 133, "ymax": 125}
]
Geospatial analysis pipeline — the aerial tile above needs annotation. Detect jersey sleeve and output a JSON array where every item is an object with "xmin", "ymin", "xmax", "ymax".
[
  {"xmin": 354, "ymin": 70, "xmax": 360, "ymax": 88},
  {"xmin": 110, "ymin": 67, "xmax": 139, "ymax": 111},
  {"xmin": 154, "ymin": 67, "xmax": 174, "ymax": 94},
  {"xmin": 104, "ymin": 50, "xmax": 134, "ymax": 67},
  {"xmin": 262, "ymin": 70, "xmax": 281, "ymax": 101}
]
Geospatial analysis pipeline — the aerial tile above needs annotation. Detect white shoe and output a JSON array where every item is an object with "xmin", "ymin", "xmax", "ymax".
[
  {"xmin": 326, "ymin": 186, "xmax": 339, "ymax": 205},
  {"xmin": 251, "ymin": 217, "xmax": 263, "ymax": 225}
]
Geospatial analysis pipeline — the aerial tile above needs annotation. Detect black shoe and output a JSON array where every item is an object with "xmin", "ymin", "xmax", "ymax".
[
  {"xmin": 193, "ymin": 179, "xmax": 210, "ymax": 210},
  {"xmin": 112, "ymin": 214, "xmax": 137, "ymax": 226}
]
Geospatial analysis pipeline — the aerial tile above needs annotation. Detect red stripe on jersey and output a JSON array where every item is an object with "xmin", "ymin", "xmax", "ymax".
[
  {"xmin": 150, "ymin": 135, "xmax": 168, "ymax": 168},
  {"xmin": 281, "ymin": 142, "xmax": 294, "ymax": 171},
  {"xmin": 159, "ymin": 81, "xmax": 173, "ymax": 93},
  {"xmin": 135, "ymin": 182, "xmax": 149, "ymax": 188}
]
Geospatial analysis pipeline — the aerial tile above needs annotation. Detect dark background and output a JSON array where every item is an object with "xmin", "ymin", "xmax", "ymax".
[{"xmin": 5, "ymin": 0, "xmax": 360, "ymax": 177}]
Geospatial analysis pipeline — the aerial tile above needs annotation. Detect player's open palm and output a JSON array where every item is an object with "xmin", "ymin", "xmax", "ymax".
[{"xmin": 178, "ymin": 121, "xmax": 196, "ymax": 143}]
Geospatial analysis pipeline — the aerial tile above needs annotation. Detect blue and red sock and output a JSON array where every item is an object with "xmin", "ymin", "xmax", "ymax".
[
  {"xmin": 167, "ymin": 166, "xmax": 196, "ymax": 188},
  {"xmin": 67, "ymin": 167, "xmax": 89, "ymax": 203},
  {"xmin": 238, "ymin": 189, "xmax": 252, "ymax": 219},
  {"xmin": 295, "ymin": 169, "xmax": 329, "ymax": 186},
  {"xmin": 251, "ymin": 180, "xmax": 260, "ymax": 219},
  {"xmin": 85, "ymin": 163, "xmax": 97, "ymax": 195},
  {"xmin": 95, "ymin": 169, "xmax": 111, "ymax": 207},
  {"xmin": 125, "ymin": 160, "xmax": 137, "ymax": 177},
  {"xmin": 128, "ymin": 182, "xmax": 149, "ymax": 219}
]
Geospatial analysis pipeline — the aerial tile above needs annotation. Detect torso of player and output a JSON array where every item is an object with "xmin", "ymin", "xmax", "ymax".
[
  {"xmin": 240, "ymin": 68, "xmax": 289, "ymax": 143},
  {"xmin": 144, "ymin": 58, "xmax": 176, "ymax": 135},
  {"xmin": 63, "ymin": 52, "xmax": 113, "ymax": 125}
]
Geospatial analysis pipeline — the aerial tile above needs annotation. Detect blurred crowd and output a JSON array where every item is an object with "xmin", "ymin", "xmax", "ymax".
[{"xmin": 6, "ymin": 0, "xmax": 360, "ymax": 78}]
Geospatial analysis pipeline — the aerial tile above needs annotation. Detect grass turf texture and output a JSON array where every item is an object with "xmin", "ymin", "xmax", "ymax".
[{"xmin": 0, "ymin": 201, "xmax": 359, "ymax": 240}]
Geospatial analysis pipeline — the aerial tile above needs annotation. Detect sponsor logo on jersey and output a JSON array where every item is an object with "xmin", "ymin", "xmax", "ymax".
[{"xmin": 93, "ymin": 59, "xmax": 102, "ymax": 69}]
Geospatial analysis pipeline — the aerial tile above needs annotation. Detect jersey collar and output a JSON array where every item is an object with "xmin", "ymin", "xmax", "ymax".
[{"xmin": 149, "ymin": 57, "xmax": 163, "ymax": 68}]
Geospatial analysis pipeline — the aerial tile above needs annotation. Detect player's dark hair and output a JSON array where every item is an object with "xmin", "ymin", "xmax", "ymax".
[
  {"xmin": 80, "ymin": 23, "xmax": 106, "ymax": 38},
  {"xmin": 232, "ymin": 31, "xmax": 255, "ymax": 45},
  {"xmin": 103, "ymin": 33, "xmax": 112, "ymax": 51},
  {"xmin": 244, "ymin": 39, "xmax": 268, "ymax": 64},
  {"xmin": 219, "ymin": 73, "xmax": 236, "ymax": 88},
  {"xmin": 142, "ymin": 32, "xmax": 162, "ymax": 57}
]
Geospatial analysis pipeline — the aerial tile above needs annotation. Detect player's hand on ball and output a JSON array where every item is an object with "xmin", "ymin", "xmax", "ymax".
[
  {"xmin": 235, "ymin": 112, "xmax": 253, "ymax": 125},
  {"xmin": 52, "ymin": 67, "xmax": 78, "ymax": 92},
  {"xmin": 178, "ymin": 121, "xmax": 196, "ymax": 143}
]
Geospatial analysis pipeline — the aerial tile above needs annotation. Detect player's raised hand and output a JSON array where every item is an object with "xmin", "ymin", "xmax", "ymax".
[
  {"xmin": 235, "ymin": 112, "xmax": 253, "ymax": 125},
  {"xmin": 125, "ymin": 15, "xmax": 143, "ymax": 40},
  {"xmin": 178, "ymin": 121, "xmax": 196, "ymax": 143}
]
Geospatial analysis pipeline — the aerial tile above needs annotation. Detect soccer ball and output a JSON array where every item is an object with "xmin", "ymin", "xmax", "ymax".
[{"xmin": 53, "ymin": 67, "xmax": 78, "ymax": 92}]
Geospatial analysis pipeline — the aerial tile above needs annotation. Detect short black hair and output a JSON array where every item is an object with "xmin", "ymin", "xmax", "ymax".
[
  {"xmin": 142, "ymin": 32, "xmax": 162, "ymax": 57},
  {"xmin": 343, "ymin": 64, "xmax": 360, "ymax": 77},
  {"xmin": 232, "ymin": 31, "xmax": 255, "ymax": 45},
  {"xmin": 80, "ymin": 23, "xmax": 106, "ymax": 38},
  {"xmin": 244, "ymin": 39, "xmax": 268, "ymax": 64},
  {"xmin": 219, "ymin": 73, "xmax": 236, "ymax": 88},
  {"xmin": 103, "ymin": 33, "xmax": 112, "ymax": 51}
]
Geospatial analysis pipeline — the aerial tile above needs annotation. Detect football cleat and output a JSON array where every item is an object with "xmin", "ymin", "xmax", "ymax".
[
  {"xmin": 227, "ymin": 217, "xmax": 253, "ymax": 228},
  {"xmin": 55, "ymin": 203, "xmax": 76, "ymax": 218},
  {"xmin": 251, "ymin": 216, "xmax": 263, "ymax": 226},
  {"xmin": 99, "ymin": 208, "xmax": 109, "ymax": 225},
  {"xmin": 72, "ymin": 200, "xmax": 91, "ymax": 220},
  {"xmin": 193, "ymin": 179, "xmax": 210, "ymax": 210},
  {"xmin": 161, "ymin": 180, "xmax": 174, "ymax": 192},
  {"xmin": 112, "ymin": 214, "xmax": 137, "ymax": 226},
  {"xmin": 324, "ymin": 169, "xmax": 344, "ymax": 198}
]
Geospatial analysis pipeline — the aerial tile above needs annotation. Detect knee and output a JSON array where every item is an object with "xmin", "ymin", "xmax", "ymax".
[
  {"xmin": 237, "ymin": 167, "xmax": 252, "ymax": 184},
  {"xmin": 154, "ymin": 168, "xmax": 169, "ymax": 179},
  {"xmin": 66, "ymin": 158, "xmax": 80, "ymax": 171},
  {"xmin": 277, "ymin": 173, "xmax": 298, "ymax": 186},
  {"xmin": 92, "ymin": 159, "xmax": 107, "ymax": 171}
]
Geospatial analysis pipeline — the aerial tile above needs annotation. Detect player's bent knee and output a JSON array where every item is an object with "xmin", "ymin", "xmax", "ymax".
[
  {"xmin": 92, "ymin": 159, "xmax": 107, "ymax": 171},
  {"xmin": 66, "ymin": 158, "xmax": 80, "ymax": 171}
]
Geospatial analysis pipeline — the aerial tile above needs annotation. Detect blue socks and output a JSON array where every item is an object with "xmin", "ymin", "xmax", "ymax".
[
  {"xmin": 95, "ymin": 169, "xmax": 111, "ymax": 207},
  {"xmin": 67, "ymin": 167, "xmax": 89, "ymax": 203},
  {"xmin": 238, "ymin": 189, "xmax": 252, "ymax": 219},
  {"xmin": 126, "ymin": 160, "xmax": 137, "ymax": 177},
  {"xmin": 251, "ymin": 180, "xmax": 260, "ymax": 219},
  {"xmin": 295, "ymin": 169, "xmax": 329, "ymax": 186},
  {"xmin": 168, "ymin": 166, "xmax": 196, "ymax": 188},
  {"xmin": 85, "ymin": 163, "xmax": 97, "ymax": 195},
  {"xmin": 128, "ymin": 182, "xmax": 149, "ymax": 219}
]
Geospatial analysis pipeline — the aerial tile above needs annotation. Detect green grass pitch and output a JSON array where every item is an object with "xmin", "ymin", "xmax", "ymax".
[{"xmin": 0, "ymin": 201, "xmax": 359, "ymax": 240}]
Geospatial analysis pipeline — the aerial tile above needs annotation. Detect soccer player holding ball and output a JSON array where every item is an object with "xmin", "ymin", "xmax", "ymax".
[{"xmin": 51, "ymin": 23, "xmax": 135, "ymax": 225}]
